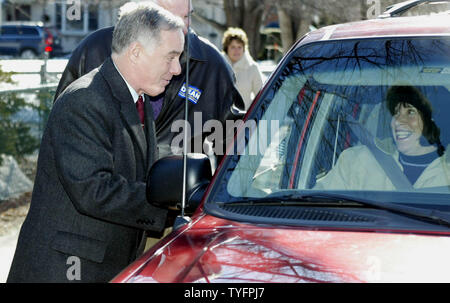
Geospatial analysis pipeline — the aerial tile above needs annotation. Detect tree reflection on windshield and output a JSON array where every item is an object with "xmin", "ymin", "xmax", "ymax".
[{"xmin": 217, "ymin": 37, "xmax": 450, "ymax": 204}]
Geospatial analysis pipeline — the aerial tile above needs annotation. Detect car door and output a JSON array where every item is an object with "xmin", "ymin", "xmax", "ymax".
[
  {"xmin": 20, "ymin": 26, "xmax": 42, "ymax": 55},
  {"xmin": 0, "ymin": 26, "xmax": 20, "ymax": 56}
]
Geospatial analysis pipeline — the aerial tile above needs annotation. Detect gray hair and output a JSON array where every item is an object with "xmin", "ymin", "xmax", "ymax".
[{"xmin": 112, "ymin": 1, "xmax": 184, "ymax": 55}]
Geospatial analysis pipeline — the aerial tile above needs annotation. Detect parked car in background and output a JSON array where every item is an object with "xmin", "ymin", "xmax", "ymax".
[
  {"xmin": 0, "ymin": 22, "xmax": 62, "ymax": 59},
  {"xmin": 112, "ymin": 0, "xmax": 450, "ymax": 283}
]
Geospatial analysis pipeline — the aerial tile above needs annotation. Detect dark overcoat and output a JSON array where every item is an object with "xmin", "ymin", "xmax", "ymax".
[{"xmin": 7, "ymin": 57, "xmax": 168, "ymax": 283}]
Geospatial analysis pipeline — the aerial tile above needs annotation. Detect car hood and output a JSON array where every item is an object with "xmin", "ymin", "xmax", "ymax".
[{"xmin": 112, "ymin": 215, "xmax": 450, "ymax": 283}]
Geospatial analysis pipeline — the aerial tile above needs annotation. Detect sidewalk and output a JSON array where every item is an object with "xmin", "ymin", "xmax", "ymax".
[
  {"xmin": 0, "ymin": 194, "xmax": 29, "ymax": 284},
  {"xmin": 0, "ymin": 227, "xmax": 20, "ymax": 283}
]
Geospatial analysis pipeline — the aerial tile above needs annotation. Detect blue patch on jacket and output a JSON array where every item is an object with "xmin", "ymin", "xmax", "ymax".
[{"xmin": 178, "ymin": 83, "xmax": 202, "ymax": 104}]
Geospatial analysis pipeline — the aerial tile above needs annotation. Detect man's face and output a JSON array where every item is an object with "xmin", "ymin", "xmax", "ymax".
[
  {"xmin": 161, "ymin": 0, "xmax": 191, "ymax": 34},
  {"xmin": 136, "ymin": 29, "xmax": 184, "ymax": 96}
]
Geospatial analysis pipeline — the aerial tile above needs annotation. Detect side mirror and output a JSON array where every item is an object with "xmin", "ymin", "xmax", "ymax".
[{"xmin": 146, "ymin": 153, "xmax": 212, "ymax": 213}]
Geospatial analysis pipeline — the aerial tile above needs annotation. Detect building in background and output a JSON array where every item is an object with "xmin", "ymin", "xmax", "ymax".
[
  {"xmin": 0, "ymin": 0, "xmax": 226, "ymax": 55},
  {"xmin": 0, "ymin": 0, "xmax": 281, "ymax": 59},
  {"xmin": 0, "ymin": 0, "xmax": 125, "ymax": 54},
  {"xmin": 191, "ymin": 0, "xmax": 224, "ymax": 49}
]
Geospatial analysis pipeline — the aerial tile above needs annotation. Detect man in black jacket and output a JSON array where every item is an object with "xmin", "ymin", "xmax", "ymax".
[{"xmin": 55, "ymin": 0, "xmax": 245, "ymax": 164}]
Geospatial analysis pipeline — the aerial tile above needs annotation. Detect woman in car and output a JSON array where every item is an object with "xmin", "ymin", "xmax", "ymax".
[{"xmin": 314, "ymin": 86, "xmax": 450, "ymax": 191}]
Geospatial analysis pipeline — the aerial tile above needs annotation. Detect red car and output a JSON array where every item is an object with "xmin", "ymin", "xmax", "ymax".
[{"xmin": 112, "ymin": 1, "xmax": 450, "ymax": 283}]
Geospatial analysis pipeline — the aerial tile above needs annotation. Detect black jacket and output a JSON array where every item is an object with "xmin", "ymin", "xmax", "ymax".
[{"xmin": 55, "ymin": 27, "xmax": 245, "ymax": 161}]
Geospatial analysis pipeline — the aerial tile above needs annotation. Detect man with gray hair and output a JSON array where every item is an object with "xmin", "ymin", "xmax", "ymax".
[
  {"xmin": 54, "ymin": 0, "xmax": 245, "ymax": 163},
  {"xmin": 7, "ymin": 2, "xmax": 184, "ymax": 283}
]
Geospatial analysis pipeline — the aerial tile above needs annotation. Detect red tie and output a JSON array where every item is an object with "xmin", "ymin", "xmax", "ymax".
[{"xmin": 136, "ymin": 95, "xmax": 145, "ymax": 128}]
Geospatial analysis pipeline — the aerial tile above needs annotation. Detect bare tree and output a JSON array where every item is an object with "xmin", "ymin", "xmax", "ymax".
[
  {"xmin": 276, "ymin": 0, "xmax": 366, "ymax": 54},
  {"xmin": 276, "ymin": 0, "xmax": 406, "ymax": 55},
  {"xmin": 193, "ymin": 0, "xmax": 402, "ymax": 59},
  {"xmin": 222, "ymin": 0, "xmax": 271, "ymax": 59}
]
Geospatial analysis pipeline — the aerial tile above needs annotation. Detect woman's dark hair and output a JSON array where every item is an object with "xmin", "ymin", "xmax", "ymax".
[{"xmin": 386, "ymin": 86, "xmax": 445, "ymax": 156}]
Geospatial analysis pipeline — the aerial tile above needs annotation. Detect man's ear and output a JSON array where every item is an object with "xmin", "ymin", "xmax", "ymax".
[{"xmin": 128, "ymin": 41, "xmax": 142, "ymax": 64}]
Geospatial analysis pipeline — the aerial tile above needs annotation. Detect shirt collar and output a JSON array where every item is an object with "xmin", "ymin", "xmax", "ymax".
[{"xmin": 112, "ymin": 59, "xmax": 142, "ymax": 103}]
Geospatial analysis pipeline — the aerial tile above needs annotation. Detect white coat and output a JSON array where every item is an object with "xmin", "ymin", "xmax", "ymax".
[
  {"xmin": 314, "ymin": 139, "xmax": 450, "ymax": 191},
  {"xmin": 225, "ymin": 51, "xmax": 264, "ymax": 110}
]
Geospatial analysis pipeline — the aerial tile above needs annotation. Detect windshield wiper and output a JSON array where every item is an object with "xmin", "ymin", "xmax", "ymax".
[
  {"xmin": 221, "ymin": 193, "xmax": 359, "ymax": 206},
  {"xmin": 220, "ymin": 192, "xmax": 450, "ymax": 228}
]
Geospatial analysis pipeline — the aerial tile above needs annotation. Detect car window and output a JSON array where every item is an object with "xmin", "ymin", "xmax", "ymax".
[
  {"xmin": 214, "ymin": 37, "xmax": 450, "ymax": 206},
  {"xmin": 1, "ymin": 26, "xmax": 19, "ymax": 35},
  {"xmin": 21, "ymin": 27, "xmax": 39, "ymax": 36}
]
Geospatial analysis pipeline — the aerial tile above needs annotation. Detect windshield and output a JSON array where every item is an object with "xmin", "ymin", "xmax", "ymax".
[{"xmin": 210, "ymin": 37, "xmax": 450, "ymax": 206}]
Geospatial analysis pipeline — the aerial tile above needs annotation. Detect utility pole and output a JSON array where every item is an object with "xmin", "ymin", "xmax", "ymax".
[{"xmin": 0, "ymin": 0, "xmax": 3, "ymax": 29}]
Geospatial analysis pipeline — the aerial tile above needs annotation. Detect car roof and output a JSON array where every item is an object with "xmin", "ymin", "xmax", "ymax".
[
  {"xmin": 1, "ymin": 21, "xmax": 44, "ymax": 28},
  {"xmin": 300, "ymin": 12, "xmax": 450, "ymax": 47}
]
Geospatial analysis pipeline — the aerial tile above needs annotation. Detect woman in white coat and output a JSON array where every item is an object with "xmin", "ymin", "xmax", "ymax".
[
  {"xmin": 315, "ymin": 86, "xmax": 449, "ymax": 191},
  {"xmin": 222, "ymin": 27, "xmax": 264, "ymax": 110}
]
